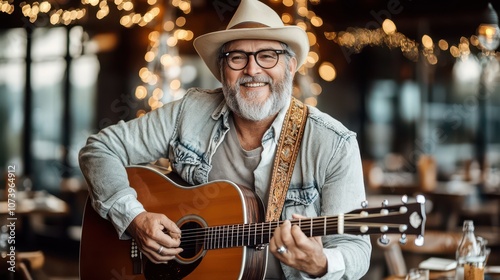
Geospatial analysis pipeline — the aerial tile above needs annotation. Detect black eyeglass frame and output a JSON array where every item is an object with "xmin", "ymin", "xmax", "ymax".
[{"xmin": 221, "ymin": 49, "xmax": 289, "ymax": 71}]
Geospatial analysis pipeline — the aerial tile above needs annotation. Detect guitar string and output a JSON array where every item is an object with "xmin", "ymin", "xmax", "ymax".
[
  {"xmin": 176, "ymin": 222, "xmax": 409, "ymax": 250},
  {"xmin": 176, "ymin": 213, "xmax": 414, "ymax": 248},
  {"xmin": 178, "ymin": 211, "xmax": 410, "ymax": 237},
  {"xmin": 178, "ymin": 210, "xmax": 411, "ymax": 235},
  {"xmin": 178, "ymin": 212, "xmax": 411, "ymax": 240}
]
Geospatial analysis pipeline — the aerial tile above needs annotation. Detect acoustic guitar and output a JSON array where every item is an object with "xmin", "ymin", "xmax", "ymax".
[{"xmin": 80, "ymin": 165, "xmax": 426, "ymax": 280}]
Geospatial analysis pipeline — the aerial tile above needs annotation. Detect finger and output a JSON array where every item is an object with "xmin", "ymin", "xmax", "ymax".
[
  {"xmin": 280, "ymin": 220, "xmax": 294, "ymax": 248},
  {"xmin": 160, "ymin": 215, "xmax": 182, "ymax": 235},
  {"xmin": 290, "ymin": 223, "xmax": 311, "ymax": 249},
  {"xmin": 147, "ymin": 246, "xmax": 184, "ymax": 264},
  {"xmin": 158, "ymin": 247, "xmax": 184, "ymax": 258},
  {"xmin": 156, "ymin": 217, "xmax": 182, "ymax": 248},
  {"xmin": 272, "ymin": 221, "xmax": 284, "ymax": 248},
  {"xmin": 291, "ymin": 213, "xmax": 307, "ymax": 219}
]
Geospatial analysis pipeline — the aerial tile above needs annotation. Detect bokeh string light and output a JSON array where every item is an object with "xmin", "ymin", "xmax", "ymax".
[
  {"xmin": 326, "ymin": 18, "xmax": 500, "ymax": 66},
  {"xmin": 4, "ymin": 1, "xmax": 500, "ymax": 111},
  {"xmin": 134, "ymin": 0, "xmax": 192, "ymax": 116},
  {"xmin": 274, "ymin": 0, "xmax": 325, "ymax": 105}
]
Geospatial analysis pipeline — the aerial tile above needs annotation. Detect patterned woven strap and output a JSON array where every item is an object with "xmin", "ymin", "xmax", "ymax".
[{"xmin": 265, "ymin": 97, "xmax": 308, "ymax": 222}]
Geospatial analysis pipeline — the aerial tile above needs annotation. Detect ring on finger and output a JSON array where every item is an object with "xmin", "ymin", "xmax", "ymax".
[
  {"xmin": 157, "ymin": 245, "xmax": 164, "ymax": 254},
  {"xmin": 277, "ymin": 245, "xmax": 287, "ymax": 254}
]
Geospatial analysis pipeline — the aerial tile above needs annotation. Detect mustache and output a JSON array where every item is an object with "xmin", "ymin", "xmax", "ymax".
[{"xmin": 237, "ymin": 75, "xmax": 273, "ymax": 84}]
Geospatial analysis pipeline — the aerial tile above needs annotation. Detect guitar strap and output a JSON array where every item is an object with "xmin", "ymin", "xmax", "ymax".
[{"xmin": 265, "ymin": 97, "xmax": 308, "ymax": 222}]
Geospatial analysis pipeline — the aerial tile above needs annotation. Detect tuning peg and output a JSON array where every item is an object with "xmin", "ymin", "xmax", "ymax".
[
  {"xmin": 378, "ymin": 234, "xmax": 390, "ymax": 246},
  {"xmin": 361, "ymin": 200, "xmax": 368, "ymax": 208},
  {"xmin": 399, "ymin": 233, "xmax": 407, "ymax": 245},
  {"xmin": 414, "ymin": 235, "xmax": 425, "ymax": 246},
  {"xmin": 401, "ymin": 195, "xmax": 408, "ymax": 204},
  {"xmin": 381, "ymin": 199, "xmax": 388, "ymax": 207},
  {"xmin": 416, "ymin": 195, "xmax": 426, "ymax": 204}
]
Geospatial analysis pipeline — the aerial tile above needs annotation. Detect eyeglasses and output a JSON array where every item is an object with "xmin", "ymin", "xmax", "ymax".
[{"xmin": 221, "ymin": 49, "xmax": 289, "ymax": 71}]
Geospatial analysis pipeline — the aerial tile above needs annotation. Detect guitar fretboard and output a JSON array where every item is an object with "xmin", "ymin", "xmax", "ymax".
[{"xmin": 180, "ymin": 203, "xmax": 423, "ymax": 250}]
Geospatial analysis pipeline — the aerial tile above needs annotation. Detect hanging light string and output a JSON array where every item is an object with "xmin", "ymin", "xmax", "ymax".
[
  {"xmin": 12, "ymin": 0, "xmax": 164, "ymax": 26},
  {"xmin": 5, "ymin": 1, "xmax": 499, "ymax": 106},
  {"xmin": 274, "ymin": 0, "xmax": 326, "ymax": 105},
  {"xmin": 326, "ymin": 18, "xmax": 500, "ymax": 65},
  {"xmin": 1, "ymin": 0, "xmax": 14, "ymax": 14},
  {"xmin": 134, "ymin": 0, "xmax": 193, "ymax": 116}
]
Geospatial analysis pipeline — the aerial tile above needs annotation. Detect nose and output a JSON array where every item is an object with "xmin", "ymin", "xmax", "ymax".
[{"xmin": 243, "ymin": 55, "xmax": 262, "ymax": 76}]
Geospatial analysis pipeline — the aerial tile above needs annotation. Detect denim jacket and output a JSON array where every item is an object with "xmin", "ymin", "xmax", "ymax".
[{"xmin": 79, "ymin": 88, "xmax": 371, "ymax": 280}]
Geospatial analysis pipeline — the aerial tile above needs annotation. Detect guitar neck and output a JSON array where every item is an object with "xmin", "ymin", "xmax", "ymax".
[{"xmin": 182, "ymin": 202, "xmax": 425, "ymax": 250}]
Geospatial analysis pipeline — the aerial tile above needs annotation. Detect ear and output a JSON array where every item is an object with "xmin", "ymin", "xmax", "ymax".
[{"xmin": 288, "ymin": 56, "xmax": 298, "ymax": 75}]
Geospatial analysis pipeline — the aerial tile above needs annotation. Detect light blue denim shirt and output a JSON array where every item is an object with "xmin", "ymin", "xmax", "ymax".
[{"xmin": 79, "ymin": 87, "xmax": 371, "ymax": 280}]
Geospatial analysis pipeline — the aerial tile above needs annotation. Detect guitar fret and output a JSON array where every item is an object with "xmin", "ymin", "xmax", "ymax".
[
  {"xmin": 223, "ymin": 225, "xmax": 227, "ymax": 249},
  {"xmin": 236, "ymin": 224, "xmax": 240, "ymax": 247},
  {"xmin": 248, "ymin": 224, "xmax": 252, "ymax": 245},
  {"xmin": 269, "ymin": 221, "xmax": 273, "ymax": 243},
  {"xmin": 218, "ymin": 226, "xmax": 222, "ymax": 249},
  {"xmin": 310, "ymin": 217, "xmax": 313, "ymax": 237},
  {"xmin": 240, "ymin": 224, "xmax": 244, "ymax": 246},
  {"xmin": 324, "ymin": 216, "xmax": 326, "ymax": 236},
  {"xmin": 245, "ymin": 224, "xmax": 250, "ymax": 246},
  {"xmin": 254, "ymin": 223, "xmax": 257, "ymax": 245},
  {"xmin": 206, "ymin": 227, "xmax": 211, "ymax": 250},
  {"xmin": 219, "ymin": 226, "xmax": 222, "ymax": 249},
  {"xmin": 205, "ymin": 227, "xmax": 209, "ymax": 250},
  {"xmin": 203, "ymin": 228, "xmax": 206, "ymax": 250},
  {"xmin": 219, "ymin": 226, "xmax": 223, "ymax": 248},
  {"xmin": 213, "ymin": 227, "xmax": 217, "ymax": 249},
  {"xmin": 211, "ymin": 227, "xmax": 215, "ymax": 249},
  {"xmin": 214, "ymin": 226, "xmax": 217, "ymax": 249},
  {"xmin": 261, "ymin": 222, "xmax": 264, "ymax": 244},
  {"xmin": 222, "ymin": 226, "xmax": 225, "ymax": 249},
  {"xmin": 231, "ymin": 225, "xmax": 234, "ymax": 248}
]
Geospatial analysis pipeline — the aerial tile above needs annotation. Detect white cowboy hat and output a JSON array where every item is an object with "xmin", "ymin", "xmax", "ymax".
[{"xmin": 193, "ymin": 0, "xmax": 309, "ymax": 82}]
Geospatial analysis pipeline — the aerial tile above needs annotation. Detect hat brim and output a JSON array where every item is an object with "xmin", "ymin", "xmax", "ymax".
[{"xmin": 193, "ymin": 26, "xmax": 309, "ymax": 82}]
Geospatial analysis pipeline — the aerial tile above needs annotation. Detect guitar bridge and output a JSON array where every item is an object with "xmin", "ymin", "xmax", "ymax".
[{"xmin": 131, "ymin": 239, "xmax": 143, "ymax": 274}]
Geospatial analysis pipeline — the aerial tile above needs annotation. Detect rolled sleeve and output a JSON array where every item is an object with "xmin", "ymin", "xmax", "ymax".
[{"xmin": 106, "ymin": 194, "xmax": 146, "ymax": 239}]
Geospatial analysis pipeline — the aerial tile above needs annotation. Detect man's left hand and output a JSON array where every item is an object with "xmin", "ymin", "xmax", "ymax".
[{"xmin": 270, "ymin": 214, "xmax": 328, "ymax": 278}]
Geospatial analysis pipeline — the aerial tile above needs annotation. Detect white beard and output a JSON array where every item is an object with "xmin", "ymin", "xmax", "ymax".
[{"xmin": 222, "ymin": 69, "xmax": 293, "ymax": 121}]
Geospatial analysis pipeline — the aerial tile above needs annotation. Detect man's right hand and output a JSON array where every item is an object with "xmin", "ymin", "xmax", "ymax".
[{"xmin": 126, "ymin": 211, "xmax": 183, "ymax": 264}]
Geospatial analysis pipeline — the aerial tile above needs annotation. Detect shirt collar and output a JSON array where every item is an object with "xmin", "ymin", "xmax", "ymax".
[{"xmin": 211, "ymin": 92, "xmax": 291, "ymax": 145}]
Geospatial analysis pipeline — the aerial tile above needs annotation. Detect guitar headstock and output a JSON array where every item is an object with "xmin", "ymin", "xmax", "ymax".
[{"xmin": 346, "ymin": 195, "xmax": 426, "ymax": 246}]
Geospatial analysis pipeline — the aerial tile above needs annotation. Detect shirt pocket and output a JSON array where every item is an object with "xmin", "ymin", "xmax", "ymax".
[
  {"xmin": 170, "ymin": 142, "xmax": 206, "ymax": 184},
  {"xmin": 282, "ymin": 187, "xmax": 320, "ymax": 218}
]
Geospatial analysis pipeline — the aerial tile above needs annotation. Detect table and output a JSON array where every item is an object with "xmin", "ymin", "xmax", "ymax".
[
  {"xmin": 0, "ymin": 190, "xmax": 69, "ymax": 215},
  {"xmin": 0, "ymin": 190, "xmax": 69, "ymax": 249},
  {"xmin": 385, "ymin": 265, "xmax": 500, "ymax": 279}
]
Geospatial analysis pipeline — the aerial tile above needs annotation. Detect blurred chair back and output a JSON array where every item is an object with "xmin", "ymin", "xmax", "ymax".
[{"xmin": 377, "ymin": 231, "xmax": 461, "ymax": 277}]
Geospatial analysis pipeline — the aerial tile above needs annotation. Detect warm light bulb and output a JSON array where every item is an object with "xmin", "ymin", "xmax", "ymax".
[{"xmin": 477, "ymin": 24, "xmax": 500, "ymax": 51}]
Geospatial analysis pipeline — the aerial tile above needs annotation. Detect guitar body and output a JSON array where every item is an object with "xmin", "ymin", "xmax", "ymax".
[{"xmin": 80, "ymin": 166, "xmax": 267, "ymax": 280}]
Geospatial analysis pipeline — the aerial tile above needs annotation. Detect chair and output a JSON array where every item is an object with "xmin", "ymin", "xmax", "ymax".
[{"xmin": 0, "ymin": 250, "xmax": 44, "ymax": 280}]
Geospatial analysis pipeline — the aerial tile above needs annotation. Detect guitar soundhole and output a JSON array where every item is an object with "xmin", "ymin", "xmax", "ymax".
[
  {"xmin": 178, "ymin": 221, "xmax": 205, "ymax": 261},
  {"xmin": 144, "ymin": 220, "xmax": 205, "ymax": 280}
]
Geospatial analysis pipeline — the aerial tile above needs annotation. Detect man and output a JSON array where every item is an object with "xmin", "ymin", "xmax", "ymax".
[{"xmin": 79, "ymin": 0, "xmax": 371, "ymax": 279}]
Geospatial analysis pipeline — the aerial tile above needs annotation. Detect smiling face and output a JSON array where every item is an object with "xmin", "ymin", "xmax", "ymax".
[{"xmin": 220, "ymin": 39, "xmax": 297, "ymax": 122}]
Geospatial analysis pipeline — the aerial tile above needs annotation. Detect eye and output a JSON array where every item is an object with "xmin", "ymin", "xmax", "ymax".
[
  {"xmin": 257, "ymin": 51, "xmax": 278, "ymax": 61},
  {"xmin": 228, "ymin": 52, "xmax": 246, "ymax": 62}
]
